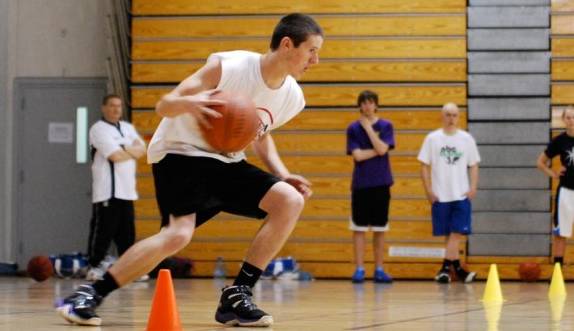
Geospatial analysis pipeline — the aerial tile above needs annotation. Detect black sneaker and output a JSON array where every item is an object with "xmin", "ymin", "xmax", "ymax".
[
  {"xmin": 456, "ymin": 268, "xmax": 477, "ymax": 283},
  {"xmin": 435, "ymin": 269, "xmax": 451, "ymax": 284},
  {"xmin": 55, "ymin": 284, "xmax": 103, "ymax": 326},
  {"xmin": 215, "ymin": 285, "xmax": 273, "ymax": 327}
]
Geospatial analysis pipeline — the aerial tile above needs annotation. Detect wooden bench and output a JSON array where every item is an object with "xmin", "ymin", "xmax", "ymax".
[
  {"xmin": 132, "ymin": 60, "xmax": 467, "ymax": 83},
  {"xmin": 133, "ymin": 15, "xmax": 465, "ymax": 38},
  {"xmin": 133, "ymin": 38, "xmax": 466, "ymax": 61},
  {"xmin": 132, "ymin": 108, "xmax": 467, "ymax": 132},
  {"xmin": 132, "ymin": 85, "xmax": 467, "ymax": 108},
  {"xmin": 132, "ymin": 0, "xmax": 467, "ymax": 15}
]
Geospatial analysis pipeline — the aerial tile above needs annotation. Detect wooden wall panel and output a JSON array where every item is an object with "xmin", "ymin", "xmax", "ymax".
[
  {"xmin": 186, "ymin": 259, "xmax": 565, "ymax": 279},
  {"xmin": 133, "ymin": 16, "xmax": 465, "ymax": 38},
  {"xmin": 248, "ymin": 131, "xmax": 425, "ymax": 154},
  {"xmin": 130, "ymin": 240, "xmax": 456, "ymax": 264},
  {"xmin": 552, "ymin": 60, "xmax": 574, "ymax": 81},
  {"xmin": 133, "ymin": 39, "xmax": 466, "ymax": 61},
  {"xmin": 136, "ymin": 154, "xmax": 421, "ymax": 176},
  {"xmin": 134, "ymin": 197, "xmax": 429, "ymax": 220},
  {"xmin": 137, "ymin": 175, "xmax": 426, "ymax": 198},
  {"xmin": 552, "ymin": 0, "xmax": 574, "ymax": 12},
  {"xmin": 132, "ymin": 85, "xmax": 467, "ymax": 108},
  {"xmin": 130, "ymin": 0, "xmax": 471, "ymax": 278},
  {"xmin": 137, "ymin": 218, "xmax": 435, "ymax": 242},
  {"xmin": 132, "ymin": 109, "xmax": 467, "ymax": 133},
  {"xmin": 551, "ymin": 15, "xmax": 574, "ymax": 35},
  {"xmin": 132, "ymin": 61, "xmax": 467, "ymax": 83},
  {"xmin": 133, "ymin": 0, "xmax": 467, "ymax": 15},
  {"xmin": 552, "ymin": 84, "xmax": 574, "ymax": 105},
  {"xmin": 552, "ymin": 38, "xmax": 574, "ymax": 58},
  {"xmin": 302, "ymin": 84, "xmax": 466, "ymax": 107}
]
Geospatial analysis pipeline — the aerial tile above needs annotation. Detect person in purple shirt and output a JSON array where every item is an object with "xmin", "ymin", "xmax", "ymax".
[{"xmin": 346, "ymin": 90, "xmax": 394, "ymax": 283}]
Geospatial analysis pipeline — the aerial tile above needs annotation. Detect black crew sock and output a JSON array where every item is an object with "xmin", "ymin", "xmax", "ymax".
[
  {"xmin": 554, "ymin": 256, "xmax": 564, "ymax": 266},
  {"xmin": 452, "ymin": 259, "xmax": 462, "ymax": 271},
  {"xmin": 92, "ymin": 272, "xmax": 119, "ymax": 298},
  {"xmin": 233, "ymin": 261, "xmax": 263, "ymax": 288},
  {"xmin": 441, "ymin": 259, "xmax": 452, "ymax": 272}
]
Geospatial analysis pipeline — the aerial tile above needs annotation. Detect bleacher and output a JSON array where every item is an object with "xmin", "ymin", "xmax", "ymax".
[{"xmin": 129, "ymin": 0, "xmax": 574, "ymax": 279}]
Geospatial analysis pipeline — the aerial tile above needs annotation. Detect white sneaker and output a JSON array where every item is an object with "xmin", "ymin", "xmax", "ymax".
[
  {"xmin": 101, "ymin": 255, "xmax": 117, "ymax": 270},
  {"xmin": 135, "ymin": 274, "xmax": 149, "ymax": 282},
  {"xmin": 85, "ymin": 265, "xmax": 105, "ymax": 281}
]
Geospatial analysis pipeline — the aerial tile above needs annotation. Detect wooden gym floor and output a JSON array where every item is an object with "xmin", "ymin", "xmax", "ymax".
[{"xmin": 1, "ymin": 277, "xmax": 573, "ymax": 330}]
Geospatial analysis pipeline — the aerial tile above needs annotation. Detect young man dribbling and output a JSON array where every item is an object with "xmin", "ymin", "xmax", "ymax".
[{"xmin": 57, "ymin": 13, "xmax": 323, "ymax": 327}]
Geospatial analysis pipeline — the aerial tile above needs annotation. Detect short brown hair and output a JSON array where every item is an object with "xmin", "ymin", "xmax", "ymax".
[
  {"xmin": 270, "ymin": 13, "xmax": 323, "ymax": 51},
  {"xmin": 357, "ymin": 90, "xmax": 378, "ymax": 107},
  {"xmin": 102, "ymin": 94, "xmax": 121, "ymax": 105}
]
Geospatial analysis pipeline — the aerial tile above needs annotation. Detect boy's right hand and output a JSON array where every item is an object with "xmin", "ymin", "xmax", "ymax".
[{"xmin": 183, "ymin": 89, "xmax": 225, "ymax": 129}]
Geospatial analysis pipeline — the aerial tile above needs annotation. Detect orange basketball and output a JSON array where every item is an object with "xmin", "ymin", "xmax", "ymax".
[
  {"xmin": 27, "ymin": 256, "xmax": 53, "ymax": 282},
  {"xmin": 201, "ymin": 91, "xmax": 261, "ymax": 153},
  {"xmin": 518, "ymin": 262, "xmax": 541, "ymax": 282}
]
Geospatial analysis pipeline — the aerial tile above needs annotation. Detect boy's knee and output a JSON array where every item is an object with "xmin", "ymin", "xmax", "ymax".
[
  {"xmin": 162, "ymin": 229, "xmax": 193, "ymax": 253},
  {"xmin": 284, "ymin": 190, "xmax": 305, "ymax": 212}
]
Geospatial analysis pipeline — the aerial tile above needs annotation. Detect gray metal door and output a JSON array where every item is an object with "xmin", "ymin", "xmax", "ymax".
[{"xmin": 14, "ymin": 78, "xmax": 107, "ymax": 266}]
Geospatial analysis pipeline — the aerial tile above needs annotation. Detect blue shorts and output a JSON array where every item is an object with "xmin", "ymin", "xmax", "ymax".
[{"xmin": 431, "ymin": 198, "xmax": 472, "ymax": 236}]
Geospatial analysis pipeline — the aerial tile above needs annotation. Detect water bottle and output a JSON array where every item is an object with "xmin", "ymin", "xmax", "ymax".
[{"xmin": 213, "ymin": 257, "xmax": 227, "ymax": 278}]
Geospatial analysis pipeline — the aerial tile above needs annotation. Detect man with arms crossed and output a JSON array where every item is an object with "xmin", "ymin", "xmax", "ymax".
[{"xmin": 86, "ymin": 94, "xmax": 146, "ymax": 282}]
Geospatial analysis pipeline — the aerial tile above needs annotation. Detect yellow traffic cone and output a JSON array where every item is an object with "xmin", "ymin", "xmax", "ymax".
[
  {"xmin": 548, "ymin": 263, "xmax": 567, "ymax": 299},
  {"xmin": 483, "ymin": 264, "xmax": 503, "ymax": 303},
  {"xmin": 483, "ymin": 302, "xmax": 503, "ymax": 331},
  {"xmin": 550, "ymin": 296, "xmax": 566, "ymax": 323}
]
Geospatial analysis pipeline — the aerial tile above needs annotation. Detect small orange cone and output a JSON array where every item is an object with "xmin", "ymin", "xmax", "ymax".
[{"xmin": 146, "ymin": 269, "xmax": 183, "ymax": 331}]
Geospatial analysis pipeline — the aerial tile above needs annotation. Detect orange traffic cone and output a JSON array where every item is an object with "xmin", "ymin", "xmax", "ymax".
[{"xmin": 146, "ymin": 269, "xmax": 183, "ymax": 331}]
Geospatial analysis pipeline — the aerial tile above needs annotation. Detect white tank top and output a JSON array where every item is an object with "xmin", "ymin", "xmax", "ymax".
[{"xmin": 147, "ymin": 50, "xmax": 306, "ymax": 164}]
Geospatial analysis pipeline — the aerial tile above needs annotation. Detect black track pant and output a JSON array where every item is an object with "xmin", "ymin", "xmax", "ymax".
[{"xmin": 87, "ymin": 198, "xmax": 135, "ymax": 267}]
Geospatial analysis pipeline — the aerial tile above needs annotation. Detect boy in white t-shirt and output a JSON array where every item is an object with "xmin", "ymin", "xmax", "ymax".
[
  {"xmin": 417, "ymin": 103, "xmax": 480, "ymax": 284},
  {"xmin": 57, "ymin": 14, "xmax": 324, "ymax": 327}
]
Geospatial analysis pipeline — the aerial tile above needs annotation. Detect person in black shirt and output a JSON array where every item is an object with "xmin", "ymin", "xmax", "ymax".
[{"xmin": 537, "ymin": 105, "xmax": 574, "ymax": 266}]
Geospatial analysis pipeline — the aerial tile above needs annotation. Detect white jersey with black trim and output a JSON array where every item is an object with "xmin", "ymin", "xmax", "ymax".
[
  {"xmin": 90, "ymin": 120, "xmax": 144, "ymax": 203},
  {"xmin": 147, "ymin": 50, "xmax": 306, "ymax": 164}
]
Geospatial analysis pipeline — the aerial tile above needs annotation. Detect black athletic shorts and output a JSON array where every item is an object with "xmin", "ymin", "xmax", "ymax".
[
  {"xmin": 152, "ymin": 154, "xmax": 281, "ymax": 227},
  {"xmin": 351, "ymin": 185, "xmax": 391, "ymax": 231}
]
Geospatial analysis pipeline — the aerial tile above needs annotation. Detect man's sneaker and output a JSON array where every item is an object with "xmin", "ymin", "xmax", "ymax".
[
  {"xmin": 135, "ymin": 274, "xmax": 150, "ymax": 282},
  {"xmin": 351, "ymin": 268, "xmax": 365, "ymax": 283},
  {"xmin": 456, "ymin": 269, "xmax": 477, "ymax": 283},
  {"xmin": 215, "ymin": 285, "xmax": 273, "ymax": 327},
  {"xmin": 260, "ymin": 261, "xmax": 275, "ymax": 280},
  {"xmin": 55, "ymin": 284, "xmax": 103, "ymax": 326},
  {"xmin": 435, "ymin": 269, "xmax": 451, "ymax": 283},
  {"xmin": 374, "ymin": 268, "xmax": 393, "ymax": 283},
  {"xmin": 85, "ymin": 264, "xmax": 106, "ymax": 281}
]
